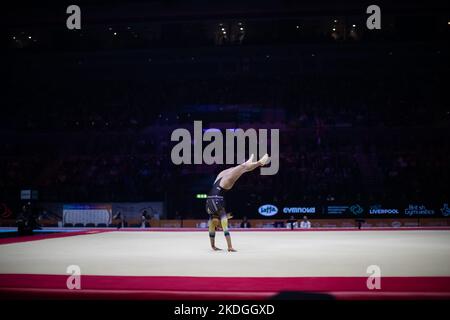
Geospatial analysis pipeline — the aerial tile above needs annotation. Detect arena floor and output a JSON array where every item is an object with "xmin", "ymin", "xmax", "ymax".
[{"xmin": 0, "ymin": 229, "xmax": 449, "ymax": 299}]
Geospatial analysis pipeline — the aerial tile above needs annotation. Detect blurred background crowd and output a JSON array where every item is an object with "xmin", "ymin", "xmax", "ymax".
[{"xmin": 2, "ymin": 0, "xmax": 449, "ymax": 218}]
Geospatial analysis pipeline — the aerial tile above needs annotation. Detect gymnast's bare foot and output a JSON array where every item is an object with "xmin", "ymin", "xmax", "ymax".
[
  {"xmin": 242, "ymin": 153, "xmax": 270, "ymax": 172},
  {"xmin": 227, "ymin": 248, "xmax": 237, "ymax": 252},
  {"xmin": 212, "ymin": 246, "xmax": 222, "ymax": 251},
  {"xmin": 258, "ymin": 153, "xmax": 270, "ymax": 166},
  {"xmin": 242, "ymin": 154, "xmax": 266, "ymax": 172}
]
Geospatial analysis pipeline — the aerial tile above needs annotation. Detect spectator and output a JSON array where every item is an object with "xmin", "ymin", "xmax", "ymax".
[
  {"xmin": 286, "ymin": 215, "xmax": 297, "ymax": 230},
  {"xmin": 240, "ymin": 216, "xmax": 251, "ymax": 228},
  {"xmin": 141, "ymin": 210, "xmax": 149, "ymax": 228},
  {"xmin": 114, "ymin": 211, "xmax": 123, "ymax": 229},
  {"xmin": 300, "ymin": 216, "xmax": 311, "ymax": 229}
]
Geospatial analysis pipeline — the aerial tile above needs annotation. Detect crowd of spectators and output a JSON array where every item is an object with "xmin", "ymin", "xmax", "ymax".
[
  {"xmin": 2, "ymin": 42, "xmax": 448, "ymax": 217},
  {"xmin": 0, "ymin": 125, "xmax": 448, "ymax": 214}
]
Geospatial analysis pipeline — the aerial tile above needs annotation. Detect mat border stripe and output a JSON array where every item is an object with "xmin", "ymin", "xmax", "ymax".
[{"xmin": 0, "ymin": 275, "xmax": 449, "ymax": 300}]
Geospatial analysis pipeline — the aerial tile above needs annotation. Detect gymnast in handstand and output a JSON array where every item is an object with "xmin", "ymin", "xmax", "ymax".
[{"xmin": 206, "ymin": 153, "xmax": 269, "ymax": 252}]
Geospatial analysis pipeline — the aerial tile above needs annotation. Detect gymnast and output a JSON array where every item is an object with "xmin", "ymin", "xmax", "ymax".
[{"xmin": 206, "ymin": 153, "xmax": 269, "ymax": 252}]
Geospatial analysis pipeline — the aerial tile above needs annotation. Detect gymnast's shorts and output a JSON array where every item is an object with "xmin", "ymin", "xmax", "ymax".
[{"xmin": 206, "ymin": 196, "xmax": 226, "ymax": 216}]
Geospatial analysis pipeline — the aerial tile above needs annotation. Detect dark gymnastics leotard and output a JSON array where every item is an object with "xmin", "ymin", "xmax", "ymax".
[{"xmin": 205, "ymin": 177, "xmax": 227, "ymax": 217}]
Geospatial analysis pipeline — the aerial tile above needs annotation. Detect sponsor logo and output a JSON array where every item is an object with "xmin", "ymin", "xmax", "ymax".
[
  {"xmin": 258, "ymin": 204, "xmax": 278, "ymax": 216},
  {"xmin": 369, "ymin": 205, "xmax": 399, "ymax": 215},
  {"xmin": 441, "ymin": 204, "xmax": 450, "ymax": 217},
  {"xmin": 404, "ymin": 204, "xmax": 435, "ymax": 216},
  {"xmin": 327, "ymin": 204, "xmax": 363, "ymax": 215},
  {"xmin": 349, "ymin": 204, "xmax": 364, "ymax": 215},
  {"xmin": 327, "ymin": 205, "xmax": 348, "ymax": 215},
  {"xmin": 283, "ymin": 207, "xmax": 315, "ymax": 214}
]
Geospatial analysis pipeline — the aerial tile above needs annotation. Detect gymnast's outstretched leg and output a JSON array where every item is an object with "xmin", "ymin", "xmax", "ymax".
[{"xmin": 216, "ymin": 153, "xmax": 269, "ymax": 190}]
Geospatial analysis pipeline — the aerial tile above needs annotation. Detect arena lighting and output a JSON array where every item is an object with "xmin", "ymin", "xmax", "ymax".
[
  {"xmin": 28, "ymin": 36, "xmax": 31, "ymax": 39},
  {"xmin": 352, "ymin": 24, "xmax": 356, "ymax": 27},
  {"xmin": 332, "ymin": 28, "xmax": 336, "ymax": 31},
  {"xmin": 113, "ymin": 32, "xmax": 117, "ymax": 36}
]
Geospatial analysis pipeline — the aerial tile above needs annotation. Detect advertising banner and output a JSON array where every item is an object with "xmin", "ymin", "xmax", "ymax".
[
  {"xmin": 255, "ymin": 202, "xmax": 449, "ymax": 218},
  {"xmin": 404, "ymin": 204, "xmax": 436, "ymax": 217},
  {"xmin": 325, "ymin": 204, "xmax": 365, "ymax": 217},
  {"xmin": 368, "ymin": 204, "xmax": 400, "ymax": 215}
]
